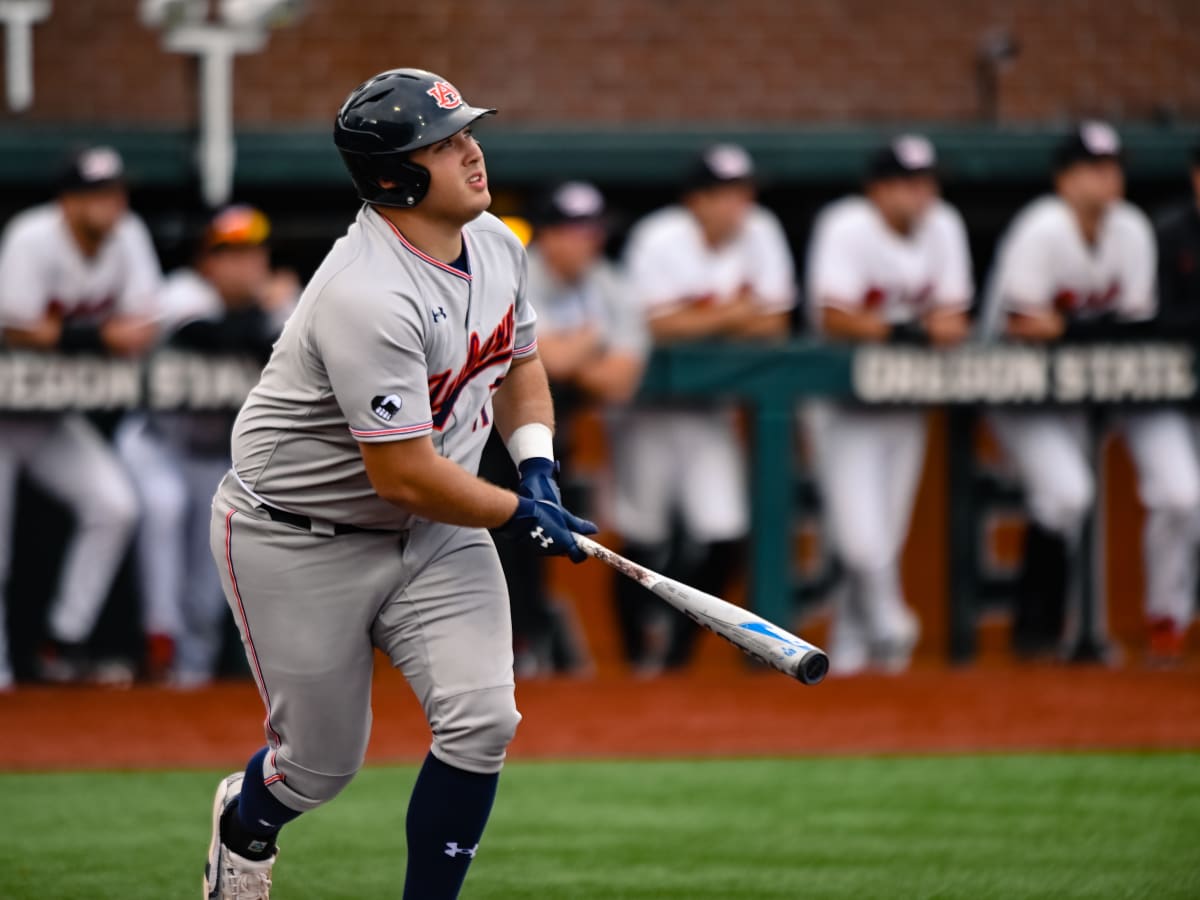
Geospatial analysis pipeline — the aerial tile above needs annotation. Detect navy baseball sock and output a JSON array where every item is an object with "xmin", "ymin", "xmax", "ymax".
[
  {"xmin": 403, "ymin": 752, "xmax": 499, "ymax": 900},
  {"xmin": 222, "ymin": 746, "xmax": 302, "ymax": 860}
]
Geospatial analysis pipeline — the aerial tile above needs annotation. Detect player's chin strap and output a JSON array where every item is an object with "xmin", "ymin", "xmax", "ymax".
[{"xmin": 505, "ymin": 422, "xmax": 554, "ymax": 466}]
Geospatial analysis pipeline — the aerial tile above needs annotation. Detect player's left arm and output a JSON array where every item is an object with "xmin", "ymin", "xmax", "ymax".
[
  {"xmin": 572, "ymin": 350, "xmax": 644, "ymax": 405},
  {"xmin": 491, "ymin": 351, "xmax": 596, "ymax": 546},
  {"xmin": 922, "ymin": 203, "xmax": 974, "ymax": 346},
  {"xmin": 492, "ymin": 246, "xmax": 558, "ymax": 461},
  {"xmin": 1115, "ymin": 206, "xmax": 1157, "ymax": 324},
  {"xmin": 726, "ymin": 209, "xmax": 795, "ymax": 339},
  {"xmin": 100, "ymin": 215, "xmax": 162, "ymax": 356},
  {"xmin": 492, "ymin": 353, "xmax": 554, "ymax": 443},
  {"xmin": 725, "ymin": 302, "xmax": 790, "ymax": 339}
]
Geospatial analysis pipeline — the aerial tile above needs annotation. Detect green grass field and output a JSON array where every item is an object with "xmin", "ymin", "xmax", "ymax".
[{"xmin": 1, "ymin": 753, "xmax": 1197, "ymax": 899}]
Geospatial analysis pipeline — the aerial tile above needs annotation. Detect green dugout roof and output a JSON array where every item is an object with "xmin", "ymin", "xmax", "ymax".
[{"xmin": 1, "ymin": 123, "xmax": 1197, "ymax": 188}]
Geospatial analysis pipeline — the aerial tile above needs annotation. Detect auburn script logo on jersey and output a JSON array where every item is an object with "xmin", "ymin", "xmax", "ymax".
[
  {"xmin": 426, "ymin": 81, "xmax": 462, "ymax": 110},
  {"xmin": 428, "ymin": 305, "xmax": 515, "ymax": 430}
]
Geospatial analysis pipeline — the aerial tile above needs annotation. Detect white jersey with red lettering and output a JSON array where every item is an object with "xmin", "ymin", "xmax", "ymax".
[
  {"xmin": 807, "ymin": 196, "xmax": 972, "ymax": 329},
  {"xmin": 983, "ymin": 194, "xmax": 1200, "ymax": 638},
  {"xmin": 0, "ymin": 201, "xmax": 159, "ymax": 667},
  {"xmin": 613, "ymin": 203, "xmax": 795, "ymax": 545},
  {"xmin": 0, "ymin": 202, "xmax": 160, "ymax": 328},
  {"xmin": 804, "ymin": 194, "xmax": 973, "ymax": 673},
  {"xmin": 979, "ymin": 195, "xmax": 1155, "ymax": 338},
  {"xmin": 626, "ymin": 204, "xmax": 795, "ymax": 317}
]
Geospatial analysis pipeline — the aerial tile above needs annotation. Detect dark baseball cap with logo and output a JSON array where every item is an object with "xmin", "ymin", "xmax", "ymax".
[
  {"xmin": 529, "ymin": 180, "xmax": 607, "ymax": 229},
  {"xmin": 57, "ymin": 146, "xmax": 125, "ymax": 194},
  {"xmin": 865, "ymin": 134, "xmax": 937, "ymax": 183},
  {"xmin": 682, "ymin": 143, "xmax": 756, "ymax": 193},
  {"xmin": 1053, "ymin": 121, "xmax": 1123, "ymax": 172}
]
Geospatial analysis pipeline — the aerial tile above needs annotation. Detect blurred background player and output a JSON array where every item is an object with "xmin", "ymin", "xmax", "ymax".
[
  {"xmin": 981, "ymin": 122, "xmax": 1200, "ymax": 660},
  {"xmin": 804, "ymin": 135, "xmax": 972, "ymax": 674},
  {"xmin": 614, "ymin": 144, "xmax": 795, "ymax": 674},
  {"xmin": 479, "ymin": 181, "xmax": 645, "ymax": 676},
  {"xmin": 0, "ymin": 146, "xmax": 159, "ymax": 686},
  {"xmin": 1151, "ymin": 140, "xmax": 1200, "ymax": 660},
  {"xmin": 117, "ymin": 205, "xmax": 298, "ymax": 685}
]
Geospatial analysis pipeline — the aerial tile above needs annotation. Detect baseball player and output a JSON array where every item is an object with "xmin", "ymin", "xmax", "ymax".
[
  {"xmin": 1151, "ymin": 139, "xmax": 1200, "ymax": 660},
  {"xmin": 804, "ymin": 135, "xmax": 972, "ymax": 675},
  {"xmin": 116, "ymin": 205, "xmax": 297, "ymax": 686},
  {"xmin": 202, "ymin": 69, "xmax": 596, "ymax": 900},
  {"xmin": 615, "ymin": 144, "xmax": 795, "ymax": 673},
  {"xmin": 478, "ymin": 181, "xmax": 645, "ymax": 676},
  {"xmin": 981, "ymin": 122, "xmax": 1200, "ymax": 659},
  {"xmin": 0, "ymin": 146, "xmax": 160, "ymax": 687}
]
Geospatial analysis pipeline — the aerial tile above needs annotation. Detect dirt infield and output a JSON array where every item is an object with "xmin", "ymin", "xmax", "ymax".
[{"xmin": 1, "ymin": 661, "xmax": 1198, "ymax": 771}]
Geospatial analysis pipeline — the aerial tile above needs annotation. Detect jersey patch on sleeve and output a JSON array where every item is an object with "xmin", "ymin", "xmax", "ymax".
[{"xmin": 371, "ymin": 394, "xmax": 403, "ymax": 422}]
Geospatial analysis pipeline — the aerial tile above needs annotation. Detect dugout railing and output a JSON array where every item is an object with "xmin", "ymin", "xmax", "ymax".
[{"xmin": 1, "ymin": 341, "xmax": 1195, "ymax": 661}]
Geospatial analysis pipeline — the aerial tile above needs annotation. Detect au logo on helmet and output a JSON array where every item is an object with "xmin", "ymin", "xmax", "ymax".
[{"xmin": 426, "ymin": 81, "xmax": 462, "ymax": 110}]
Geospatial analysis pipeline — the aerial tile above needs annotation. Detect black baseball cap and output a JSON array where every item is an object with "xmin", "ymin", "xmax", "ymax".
[
  {"xmin": 1053, "ymin": 121, "xmax": 1122, "ymax": 172},
  {"xmin": 865, "ymin": 134, "xmax": 937, "ymax": 183},
  {"xmin": 682, "ymin": 143, "xmax": 756, "ymax": 193},
  {"xmin": 528, "ymin": 180, "xmax": 607, "ymax": 228},
  {"xmin": 57, "ymin": 146, "xmax": 125, "ymax": 194}
]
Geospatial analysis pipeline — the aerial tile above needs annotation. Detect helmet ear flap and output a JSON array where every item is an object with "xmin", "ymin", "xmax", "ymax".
[
  {"xmin": 337, "ymin": 152, "xmax": 431, "ymax": 208},
  {"xmin": 391, "ymin": 159, "xmax": 431, "ymax": 207}
]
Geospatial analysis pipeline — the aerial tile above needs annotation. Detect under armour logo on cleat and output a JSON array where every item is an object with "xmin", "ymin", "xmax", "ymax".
[
  {"xmin": 444, "ymin": 842, "xmax": 478, "ymax": 858},
  {"xmin": 530, "ymin": 526, "xmax": 553, "ymax": 549}
]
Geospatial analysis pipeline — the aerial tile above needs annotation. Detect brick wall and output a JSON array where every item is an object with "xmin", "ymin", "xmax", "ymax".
[{"xmin": 7, "ymin": 0, "xmax": 1200, "ymax": 126}]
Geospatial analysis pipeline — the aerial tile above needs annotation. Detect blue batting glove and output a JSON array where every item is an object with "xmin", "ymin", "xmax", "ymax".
[
  {"xmin": 517, "ymin": 457, "xmax": 562, "ymax": 506},
  {"xmin": 503, "ymin": 495, "xmax": 598, "ymax": 563}
]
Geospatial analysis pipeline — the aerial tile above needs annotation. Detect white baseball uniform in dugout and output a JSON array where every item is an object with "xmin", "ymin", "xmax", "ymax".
[
  {"xmin": 615, "ymin": 203, "xmax": 795, "ymax": 546},
  {"xmin": 804, "ymin": 196, "xmax": 973, "ymax": 674},
  {"xmin": 0, "ymin": 201, "xmax": 161, "ymax": 681},
  {"xmin": 983, "ymin": 195, "xmax": 1200, "ymax": 633}
]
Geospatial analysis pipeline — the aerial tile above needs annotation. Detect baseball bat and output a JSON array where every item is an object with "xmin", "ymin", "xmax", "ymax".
[{"xmin": 574, "ymin": 534, "xmax": 829, "ymax": 685}]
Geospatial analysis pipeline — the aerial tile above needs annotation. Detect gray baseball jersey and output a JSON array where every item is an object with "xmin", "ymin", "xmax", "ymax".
[
  {"xmin": 526, "ymin": 248, "xmax": 647, "ymax": 357},
  {"xmin": 230, "ymin": 206, "xmax": 536, "ymax": 530}
]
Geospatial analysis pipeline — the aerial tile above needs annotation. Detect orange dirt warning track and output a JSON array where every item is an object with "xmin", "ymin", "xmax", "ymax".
[{"xmin": 1, "ymin": 663, "xmax": 1198, "ymax": 771}]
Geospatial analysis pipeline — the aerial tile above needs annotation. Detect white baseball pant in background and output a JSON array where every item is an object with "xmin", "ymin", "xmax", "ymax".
[
  {"xmin": 117, "ymin": 416, "xmax": 231, "ymax": 683},
  {"xmin": 610, "ymin": 408, "xmax": 749, "ymax": 546},
  {"xmin": 990, "ymin": 408, "xmax": 1200, "ymax": 629},
  {"xmin": 0, "ymin": 415, "xmax": 138, "ymax": 663},
  {"xmin": 804, "ymin": 402, "xmax": 926, "ymax": 672}
]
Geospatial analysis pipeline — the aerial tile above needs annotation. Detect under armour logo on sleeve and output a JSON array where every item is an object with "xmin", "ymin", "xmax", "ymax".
[
  {"xmin": 444, "ymin": 842, "xmax": 478, "ymax": 858},
  {"xmin": 432, "ymin": 306, "xmax": 447, "ymax": 323}
]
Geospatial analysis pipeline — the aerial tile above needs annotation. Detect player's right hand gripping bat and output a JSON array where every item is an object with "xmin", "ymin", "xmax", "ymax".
[{"xmin": 574, "ymin": 534, "xmax": 829, "ymax": 685}]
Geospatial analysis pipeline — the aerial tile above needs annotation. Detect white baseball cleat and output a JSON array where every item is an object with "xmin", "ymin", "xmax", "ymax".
[
  {"xmin": 872, "ymin": 606, "xmax": 920, "ymax": 674},
  {"xmin": 204, "ymin": 772, "xmax": 277, "ymax": 899}
]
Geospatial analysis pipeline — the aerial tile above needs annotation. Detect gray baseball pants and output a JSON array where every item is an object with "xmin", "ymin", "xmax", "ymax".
[{"xmin": 210, "ymin": 473, "xmax": 520, "ymax": 813}]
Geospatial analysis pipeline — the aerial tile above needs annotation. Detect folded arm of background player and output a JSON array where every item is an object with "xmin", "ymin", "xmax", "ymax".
[
  {"xmin": 320, "ymin": 268, "xmax": 596, "ymax": 562},
  {"xmin": 0, "ymin": 211, "xmax": 160, "ymax": 355},
  {"xmin": 810, "ymin": 200, "xmax": 972, "ymax": 346},
  {"xmin": 999, "ymin": 202, "xmax": 1158, "ymax": 343}
]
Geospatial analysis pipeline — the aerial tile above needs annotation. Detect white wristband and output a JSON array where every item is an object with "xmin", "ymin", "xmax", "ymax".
[{"xmin": 506, "ymin": 422, "xmax": 555, "ymax": 465}]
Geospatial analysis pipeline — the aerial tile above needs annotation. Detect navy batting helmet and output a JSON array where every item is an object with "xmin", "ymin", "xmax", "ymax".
[{"xmin": 333, "ymin": 68, "xmax": 496, "ymax": 208}]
